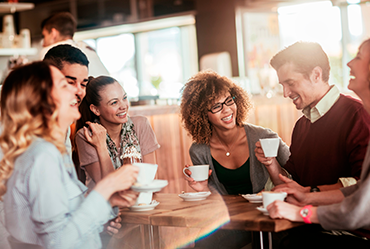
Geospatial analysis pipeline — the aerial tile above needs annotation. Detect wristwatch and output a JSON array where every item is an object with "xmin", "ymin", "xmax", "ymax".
[
  {"xmin": 300, "ymin": 205, "xmax": 313, "ymax": 224},
  {"xmin": 310, "ymin": 186, "xmax": 320, "ymax": 192}
]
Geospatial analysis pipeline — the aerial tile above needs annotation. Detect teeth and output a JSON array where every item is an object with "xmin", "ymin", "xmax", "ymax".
[
  {"xmin": 222, "ymin": 114, "xmax": 232, "ymax": 121},
  {"xmin": 292, "ymin": 96, "xmax": 299, "ymax": 101},
  {"xmin": 70, "ymin": 99, "xmax": 78, "ymax": 106},
  {"xmin": 117, "ymin": 112, "xmax": 126, "ymax": 117}
]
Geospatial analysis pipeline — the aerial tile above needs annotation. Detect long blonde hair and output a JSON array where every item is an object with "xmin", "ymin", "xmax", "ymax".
[{"xmin": 0, "ymin": 62, "xmax": 66, "ymax": 199}]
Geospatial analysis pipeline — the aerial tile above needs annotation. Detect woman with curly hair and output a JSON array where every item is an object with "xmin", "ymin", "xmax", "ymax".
[
  {"xmin": 180, "ymin": 70, "xmax": 290, "ymax": 195},
  {"xmin": 0, "ymin": 62, "xmax": 139, "ymax": 249}
]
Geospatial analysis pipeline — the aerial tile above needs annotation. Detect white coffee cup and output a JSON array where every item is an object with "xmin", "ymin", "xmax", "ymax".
[
  {"xmin": 20, "ymin": 29, "xmax": 31, "ymax": 49},
  {"xmin": 134, "ymin": 192, "xmax": 153, "ymax": 206},
  {"xmin": 133, "ymin": 163, "xmax": 158, "ymax": 185},
  {"xmin": 183, "ymin": 165, "xmax": 209, "ymax": 181},
  {"xmin": 262, "ymin": 191, "xmax": 287, "ymax": 209},
  {"xmin": 259, "ymin": 138, "xmax": 280, "ymax": 157}
]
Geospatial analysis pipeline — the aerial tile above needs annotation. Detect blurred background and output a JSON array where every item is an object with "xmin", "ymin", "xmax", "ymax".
[{"xmin": 0, "ymin": 0, "xmax": 368, "ymax": 100}]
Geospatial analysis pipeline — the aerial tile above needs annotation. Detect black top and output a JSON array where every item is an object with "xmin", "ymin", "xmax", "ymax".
[{"xmin": 212, "ymin": 157, "xmax": 252, "ymax": 195}]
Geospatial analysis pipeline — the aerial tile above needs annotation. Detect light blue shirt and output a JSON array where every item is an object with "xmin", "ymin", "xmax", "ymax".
[{"xmin": 4, "ymin": 138, "xmax": 115, "ymax": 249}]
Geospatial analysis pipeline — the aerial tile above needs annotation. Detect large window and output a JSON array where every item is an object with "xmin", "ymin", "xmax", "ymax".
[
  {"xmin": 75, "ymin": 14, "xmax": 198, "ymax": 100},
  {"xmin": 238, "ymin": 1, "xmax": 370, "ymax": 95}
]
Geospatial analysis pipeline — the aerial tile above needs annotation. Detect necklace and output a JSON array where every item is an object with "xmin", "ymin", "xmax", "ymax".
[{"xmin": 214, "ymin": 130, "xmax": 240, "ymax": 157}]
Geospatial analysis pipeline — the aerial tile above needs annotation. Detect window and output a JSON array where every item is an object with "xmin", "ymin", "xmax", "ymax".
[{"xmin": 75, "ymin": 14, "xmax": 197, "ymax": 100}]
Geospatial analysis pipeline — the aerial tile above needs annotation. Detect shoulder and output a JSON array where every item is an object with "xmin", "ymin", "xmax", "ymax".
[
  {"xmin": 337, "ymin": 94, "xmax": 363, "ymax": 110},
  {"xmin": 76, "ymin": 128, "xmax": 89, "ymax": 141},
  {"xmin": 15, "ymin": 138, "xmax": 62, "ymax": 174},
  {"xmin": 244, "ymin": 123, "xmax": 278, "ymax": 138},
  {"xmin": 131, "ymin": 115, "xmax": 149, "ymax": 124},
  {"xmin": 131, "ymin": 115, "xmax": 151, "ymax": 129},
  {"xmin": 190, "ymin": 142, "xmax": 209, "ymax": 153}
]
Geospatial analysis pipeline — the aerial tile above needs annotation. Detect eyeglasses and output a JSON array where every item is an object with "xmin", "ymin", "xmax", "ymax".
[{"xmin": 208, "ymin": 96, "xmax": 235, "ymax": 114}]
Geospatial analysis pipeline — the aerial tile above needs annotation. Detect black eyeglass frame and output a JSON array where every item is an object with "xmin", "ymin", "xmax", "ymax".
[{"xmin": 208, "ymin": 96, "xmax": 236, "ymax": 114}]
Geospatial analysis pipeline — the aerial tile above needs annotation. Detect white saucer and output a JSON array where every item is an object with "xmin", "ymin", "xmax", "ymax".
[
  {"xmin": 131, "ymin": 180, "xmax": 168, "ymax": 192},
  {"xmin": 178, "ymin": 191, "xmax": 211, "ymax": 201},
  {"xmin": 256, "ymin": 206, "xmax": 269, "ymax": 216},
  {"xmin": 241, "ymin": 194, "xmax": 263, "ymax": 203},
  {"xmin": 129, "ymin": 200, "xmax": 160, "ymax": 211}
]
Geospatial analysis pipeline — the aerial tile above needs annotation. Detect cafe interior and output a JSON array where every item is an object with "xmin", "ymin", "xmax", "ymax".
[{"xmin": 1, "ymin": 0, "xmax": 370, "ymax": 248}]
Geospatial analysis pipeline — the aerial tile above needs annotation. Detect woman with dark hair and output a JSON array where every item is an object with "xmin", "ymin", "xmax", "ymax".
[
  {"xmin": 0, "ymin": 62, "xmax": 139, "ymax": 249},
  {"xmin": 180, "ymin": 70, "xmax": 290, "ymax": 195},
  {"xmin": 75, "ymin": 76, "xmax": 159, "ymax": 191}
]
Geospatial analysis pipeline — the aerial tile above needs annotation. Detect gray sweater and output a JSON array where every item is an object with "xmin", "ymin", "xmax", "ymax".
[
  {"xmin": 189, "ymin": 124, "xmax": 290, "ymax": 195},
  {"xmin": 318, "ymin": 140, "xmax": 370, "ymax": 231}
]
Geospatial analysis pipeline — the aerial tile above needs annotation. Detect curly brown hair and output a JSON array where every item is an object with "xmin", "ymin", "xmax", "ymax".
[{"xmin": 180, "ymin": 70, "xmax": 253, "ymax": 145}]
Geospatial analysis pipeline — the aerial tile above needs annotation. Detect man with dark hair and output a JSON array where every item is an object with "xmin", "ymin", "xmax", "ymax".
[
  {"xmin": 44, "ymin": 44, "xmax": 89, "ymax": 107},
  {"xmin": 256, "ymin": 41, "xmax": 370, "ymax": 193},
  {"xmin": 40, "ymin": 12, "xmax": 108, "ymax": 77}
]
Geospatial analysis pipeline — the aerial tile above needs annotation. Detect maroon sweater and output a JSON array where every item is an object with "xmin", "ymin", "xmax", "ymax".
[{"xmin": 284, "ymin": 94, "xmax": 370, "ymax": 187}]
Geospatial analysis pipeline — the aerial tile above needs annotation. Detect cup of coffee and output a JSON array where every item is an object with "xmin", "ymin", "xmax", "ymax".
[
  {"xmin": 133, "ymin": 163, "xmax": 158, "ymax": 185},
  {"xmin": 183, "ymin": 165, "xmax": 209, "ymax": 181},
  {"xmin": 262, "ymin": 191, "xmax": 287, "ymax": 209},
  {"xmin": 259, "ymin": 138, "xmax": 280, "ymax": 157},
  {"xmin": 134, "ymin": 192, "xmax": 153, "ymax": 206}
]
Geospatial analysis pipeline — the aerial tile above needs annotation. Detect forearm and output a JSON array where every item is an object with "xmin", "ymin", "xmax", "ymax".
[
  {"xmin": 36, "ymin": 191, "xmax": 112, "ymax": 248},
  {"xmin": 96, "ymin": 147, "xmax": 115, "ymax": 179},
  {"xmin": 265, "ymin": 159, "xmax": 288, "ymax": 185},
  {"xmin": 305, "ymin": 190, "xmax": 344, "ymax": 206},
  {"xmin": 143, "ymin": 152, "xmax": 156, "ymax": 164},
  {"xmin": 317, "ymin": 182, "xmax": 343, "ymax": 192}
]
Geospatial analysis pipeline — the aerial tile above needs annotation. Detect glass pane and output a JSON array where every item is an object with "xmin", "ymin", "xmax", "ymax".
[
  {"xmin": 94, "ymin": 34, "xmax": 138, "ymax": 98},
  {"xmin": 277, "ymin": 1, "xmax": 343, "ymax": 87},
  {"xmin": 136, "ymin": 27, "xmax": 184, "ymax": 99}
]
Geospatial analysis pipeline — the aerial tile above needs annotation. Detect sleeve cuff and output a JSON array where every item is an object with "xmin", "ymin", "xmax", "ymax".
[{"xmin": 338, "ymin": 177, "xmax": 357, "ymax": 187}]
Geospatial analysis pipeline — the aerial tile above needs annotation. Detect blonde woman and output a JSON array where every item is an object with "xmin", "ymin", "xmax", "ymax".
[{"xmin": 0, "ymin": 61, "xmax": 138, "ymax": 249}]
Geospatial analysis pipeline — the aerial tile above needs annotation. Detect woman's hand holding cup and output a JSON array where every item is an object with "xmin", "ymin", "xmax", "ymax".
[
  {"xmin": 183, "ymin": 164, "xmax": 211, "ymax": 192},
  {"xmin": 94, "ymin": 164, "xmax": 139, "ymax": 203}
]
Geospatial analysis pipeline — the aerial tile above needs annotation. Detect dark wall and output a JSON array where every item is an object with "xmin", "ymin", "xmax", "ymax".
[{"xmin": 195, "ymin": 0, "xmax": 239, "ymax": 76}]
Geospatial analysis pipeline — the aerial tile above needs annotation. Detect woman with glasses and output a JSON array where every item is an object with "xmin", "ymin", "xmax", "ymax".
[{"xmin": 180, "ymin": 70, "xmax": 290, "ymax": 195}]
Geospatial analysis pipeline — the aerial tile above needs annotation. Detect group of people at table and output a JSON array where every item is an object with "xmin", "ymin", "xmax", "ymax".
[{"xmin": 0, "ymin": 12, "xmax": 370, "ymax": 249}]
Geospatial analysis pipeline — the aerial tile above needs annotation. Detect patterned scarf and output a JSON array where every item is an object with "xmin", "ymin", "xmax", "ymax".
[{"xmin": 95, "ymin": 116, "xmax": 142, "ymax": 169}]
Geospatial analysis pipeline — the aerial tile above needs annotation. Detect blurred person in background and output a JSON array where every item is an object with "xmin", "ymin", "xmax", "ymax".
[{"xmin": 40, "ymin": 12, "xmax": 108, "ymax": 77}]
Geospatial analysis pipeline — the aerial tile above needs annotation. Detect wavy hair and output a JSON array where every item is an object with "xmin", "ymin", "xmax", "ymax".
[
  {"xmin": 0, "ymin": 62, "xmax": 65, "ymax": 199},
  {"xmin": 180, "ymin": 70, "xmax": 253, "ymax": 144}
]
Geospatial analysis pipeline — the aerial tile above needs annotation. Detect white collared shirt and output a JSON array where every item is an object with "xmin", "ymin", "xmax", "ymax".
[{"xmin": 302, "ymin": 85, "xmax": 340, "ymax": 123}]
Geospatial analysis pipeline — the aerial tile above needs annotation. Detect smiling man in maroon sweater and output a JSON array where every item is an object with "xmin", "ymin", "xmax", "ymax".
[{"xmin": 255, "ymin": 41, "xmax": 370, "ymax": 193}]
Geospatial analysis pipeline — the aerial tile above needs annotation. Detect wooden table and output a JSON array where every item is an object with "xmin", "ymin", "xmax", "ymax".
[{"xmin": 114, "ymin": 193, "xmax": 304, "ymax": 249}]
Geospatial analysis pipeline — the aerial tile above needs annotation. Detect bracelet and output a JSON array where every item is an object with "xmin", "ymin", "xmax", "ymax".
[{"xmin": 300, "ymin": 205, "xmax": 313, "ymax": 224}]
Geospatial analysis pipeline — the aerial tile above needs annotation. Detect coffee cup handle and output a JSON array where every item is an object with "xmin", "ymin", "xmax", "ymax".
[{"xmin": 183, "ymin": 167, "xmax": 191, "ymax": 178}]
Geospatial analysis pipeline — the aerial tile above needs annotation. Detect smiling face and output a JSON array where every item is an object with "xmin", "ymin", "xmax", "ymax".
[
  {"xmin": 277, "ymin": 62, "xmax": 323, "ymax": 110},
  {"xmin": 50, "ymin": 66, "xmax": 80, "ymax": 131},
  {"xmin": 207, "ymin": 92, "xmax": 237, "ymax": 131},
  {"xmin": 347, "ymin": 41, "xmax": 370, "ymax": 98},
  {"xmin": 60, "ymin": 62, "xmax": 89, "ymax": 106},
  {"xmin": 90, "ymin": 82, "xmax": 129, "ymax": 126}
]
